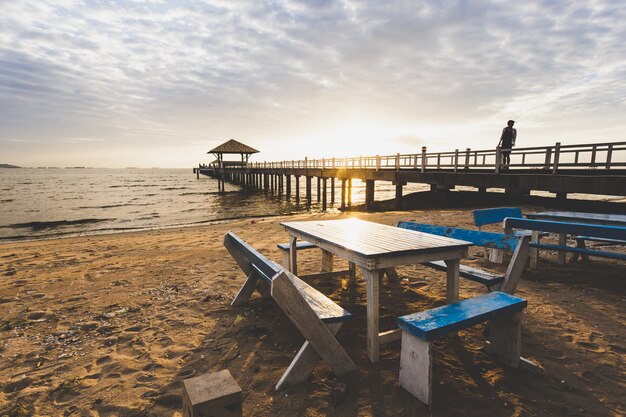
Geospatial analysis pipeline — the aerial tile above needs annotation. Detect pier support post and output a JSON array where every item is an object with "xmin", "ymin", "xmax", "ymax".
[
  {"xmin": 286, "ymin": 175, "xmax": 291, "ymax": 199},
  {"xmin": 365, "ymin": 180, "xmax": 375, "ymax": 210},
  {"xmin": 341, "ymin": 179, "xmax": 346, "ymax": 209},
  {"xmin": 347, "ymin": 179, "xmax": 352, "ymax": 207},
  {"xmin": 394, "ymin": 182, "xmax": 405, "ymax": 210},
  {"xmin": 306, "ymin": 176, "xmax": 312, "ymax": 206},
  {"xmin": 278, "ymin": 175, "xmax": 283, "ymax": 196},
  {"xmin": 330, "ymin": 178, "xmax": 335, "ymax": 205},
  {"xmin": 322, "ymin": 178, "xmax": 328, "ymax": 210},
  {"xmin": 317, "ymin": 177, "xmax": 321, "ymax": 202},
  {"xmin": 295, "ymin": 176, "xmax": 300, "ymax": 202},
  {"xmin": 556, "ymin": 192, "xmax": 567, "ymax": 201}
]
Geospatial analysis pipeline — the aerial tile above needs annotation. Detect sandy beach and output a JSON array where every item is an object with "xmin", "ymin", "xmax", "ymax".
[{"xmin": 0, "ymin": 209, "xmax": 624, "ymax": 417}]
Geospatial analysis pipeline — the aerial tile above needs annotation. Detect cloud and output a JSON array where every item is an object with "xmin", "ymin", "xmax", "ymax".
[{"xmin": 0, "ymin": 0, "xmax": 625, "ymax": 166}]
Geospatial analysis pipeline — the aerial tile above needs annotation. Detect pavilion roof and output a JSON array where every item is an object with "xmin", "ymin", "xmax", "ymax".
[{"xmin": 208, "ymin": 139, "xmax": 259, "ymax": 154}]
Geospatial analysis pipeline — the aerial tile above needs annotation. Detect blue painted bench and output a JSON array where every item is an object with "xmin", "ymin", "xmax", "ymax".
[
  {"xmin": 397, "ymin": 291, "xmax": 527, "ymax": 405},
  {"xmin": 397, "ymin": 222, "xmax": 530, "ymax": 294},
  {"xmin": 503, "ymin": 218, "xmax": 626, "ymax": 264},
  {"xmin": 473, "ymin": 207, "xmax": 545, "ymax": 264},
  {"xmin": 224, "ymin": 232, "xmax": 356, "ymax": 389}
]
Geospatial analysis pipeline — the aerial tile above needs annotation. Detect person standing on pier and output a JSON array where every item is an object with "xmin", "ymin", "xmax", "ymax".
[{"xmin": 498, "ymin": 120, "xmax": 517, "ymax": 168}]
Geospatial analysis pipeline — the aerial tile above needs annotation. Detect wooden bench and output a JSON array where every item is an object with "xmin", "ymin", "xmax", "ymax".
[
  {"xmin": 504, "ymin": 218, "xmax": 626, "ymax": 266},
  {"xmin": 224, "ymin": 232, "xmax": 356, "ymax": 390},
  {"xmin": 397, "ymin": 222, "xmax": 530, "ymax": 294},
  {"xmin": 397, "ymin": 291, "xmax": 527, "ymax": 405}
]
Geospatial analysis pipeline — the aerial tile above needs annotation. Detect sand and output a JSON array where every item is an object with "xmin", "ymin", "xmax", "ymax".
[{"xmin": 0, "ymin": 209, "xmax": 624, "ymax": 417}]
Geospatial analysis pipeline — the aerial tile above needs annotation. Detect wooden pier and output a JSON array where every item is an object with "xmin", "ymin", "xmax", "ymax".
[{"xmin": 194, "ymin": 141, "xmax": 626, "ymax": 210}]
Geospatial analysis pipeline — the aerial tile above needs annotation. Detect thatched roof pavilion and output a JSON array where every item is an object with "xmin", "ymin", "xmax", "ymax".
[{"xmin": 208, "ymin": 139, "xmax": 259, "ymax": 167}]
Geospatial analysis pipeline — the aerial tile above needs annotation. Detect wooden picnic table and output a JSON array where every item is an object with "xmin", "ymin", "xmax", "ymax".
[
  {"xmin": 525, "ymin": 211, "xmax": 626, "ymax": 264},
  {"xmin": 280, "ymin": 218, "xmax": 472, "ymax": 363}
]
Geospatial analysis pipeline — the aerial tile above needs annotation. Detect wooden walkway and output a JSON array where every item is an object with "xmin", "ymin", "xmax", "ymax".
[{"xmin": 194, "ymin": 141, "xmax": 626, "ymax": 209}]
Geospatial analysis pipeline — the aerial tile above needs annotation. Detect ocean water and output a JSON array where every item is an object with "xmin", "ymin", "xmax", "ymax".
[{"xmin": 0, "ymin": 168, "xmax": 430, "ymax": 241}]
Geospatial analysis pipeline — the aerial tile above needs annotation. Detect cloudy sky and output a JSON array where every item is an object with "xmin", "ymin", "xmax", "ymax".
[{"xmin": 1, "ymin": 0, "xmax": 625, "ymax": 167}]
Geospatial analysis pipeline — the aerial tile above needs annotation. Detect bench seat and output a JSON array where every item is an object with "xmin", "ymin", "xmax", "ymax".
[
  {"xmin": 288, "ymin": 272, "xmax": 352, "ymax": 324},
  {"xmin": 276, "ymin": 241, "xmax": 317, "ymax": 251},
  {"xmin": 530, "ymin": 243, "xmax": 626, "ymax": 261},
  {"xmin": 574, "ymin": 236, "xmax": 626, "ymax": 245},
  {"xmin": 424, "ymin": 260, "xmax": 504, "ymax": 287},
  {"xmin": 398, "ymin": 291, "xmax": 527, "ymax": 341}
]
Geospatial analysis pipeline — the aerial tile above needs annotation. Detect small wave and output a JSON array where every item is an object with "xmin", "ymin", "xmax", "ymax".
[
  {"xmin": 180, "ymin": 192, "xmax": 216, "ymax": 196},
  {"xmin": 3, "ymin": 218, "xmax": 114, "ymax": 231},
  {"xmin": 161, "ymin": 187, "xmax": 188, "ymax": 191},
  {"xmin": 76, "ymin": 204, "xmax": 132, "ymax": 209},
  {"xmin": 0, "ymin": 199, "xmax": 14, "ymax": 203},
  {"xmin": 109, "ymin": 184, "xmax": 159, "ymax": 188}
]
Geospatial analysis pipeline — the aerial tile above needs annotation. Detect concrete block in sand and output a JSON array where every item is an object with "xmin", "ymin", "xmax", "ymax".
[{"xmin": 182, "ymin": 369, "xmax": 242, "ymax": 417}]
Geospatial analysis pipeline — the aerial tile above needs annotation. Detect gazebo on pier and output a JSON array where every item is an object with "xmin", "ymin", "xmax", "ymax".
[
  {"xmin": 208, "ymin": 139, "xmax": 259, "ymax": 168},
  {"xmin": 207, "ymin": 139, "xmax": 259, "ymax": 191}
]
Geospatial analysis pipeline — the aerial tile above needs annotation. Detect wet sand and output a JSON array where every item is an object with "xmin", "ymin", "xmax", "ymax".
[{"xmin": 0, "ymin": 209, "xmax": 624, "ymax": 416}]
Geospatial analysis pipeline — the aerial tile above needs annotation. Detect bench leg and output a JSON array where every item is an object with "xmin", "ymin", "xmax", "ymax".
[
  {"xmin": 529, "ymin": 231, "xmax": 539, "ymax": 270},
  {"xmin": 557, "ymin": 233, "xmax": 567, "ymax": 264},
  {"xmin": 383, "ymin": 267, "xmax": 399, "ymax": 283},
  {"xmin": 572, "ymin": 238, "xmax": 590, "ymax": 263},
  {"xmin": 276, "ymin": 323, "xmax": 342, "ymax": 390},
  {"xmin": 487, "ymin": 248, "xmax": 504, "ymax": 264},
  {"xmin": 232, "ymin": 271, "xmax": 264, "ymax": 306},
  {"xmin": 280, "ymin": 250, "xmax": 290, "ymax": 269},
  {"xmin": 348, "ymin": 262, "xmax": 357, "ymax": 285},
  {"xmin": 289, "ymin": 236, "xmax": 298, "ymax": 275},
  {"xmin": 321, "ymin": 249, "xmax": 334, "ymax": 273},
  {"xmin": 488, "ymin": 311, "xmax": 522, "ymax": 368},
  {"xmin": 399, "ymin": 332, "xmax": 432, "ymax": 405},
  {"xmin": 444, "ymin": 259, "xmax": 460, "ymax": 304}
]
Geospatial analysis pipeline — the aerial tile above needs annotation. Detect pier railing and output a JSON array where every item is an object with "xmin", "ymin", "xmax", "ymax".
[{"xmin": 246, "ymin": 141, "xmax": 626, "ymax": 174}]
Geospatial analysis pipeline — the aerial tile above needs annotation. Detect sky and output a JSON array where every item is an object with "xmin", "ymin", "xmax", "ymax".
[{"xmin": 1, "ymin": 0, "xmax": 625, "ymax": 168}]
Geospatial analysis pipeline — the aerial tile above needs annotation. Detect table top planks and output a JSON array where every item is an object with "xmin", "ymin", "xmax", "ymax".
[
  {"xmin": 526, "ymin": 211, "xmax": 626, "ymax": 226},
  {"xmin": 281, "ymin": 218, "xmax": 472, "ymax": 258}
]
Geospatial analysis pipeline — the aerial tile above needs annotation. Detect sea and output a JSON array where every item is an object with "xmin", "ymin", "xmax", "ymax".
[{"xmin": 0, "ymin": 168, "xmax": 430, "ymax": 242}]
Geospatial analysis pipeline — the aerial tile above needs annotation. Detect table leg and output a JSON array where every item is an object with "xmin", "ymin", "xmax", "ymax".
[
  {"xmin": 557, "ymin": 233, "xmax": 566, "ymax": 264},
  {"xmin": 289, "ymin": 236, "xmax": 298, "ymax": 275},
  {"xmin": 321, "ymin": 249, "xmax": 333, "ymax": 272},
  {"xmin": 348, "ymin": 262, "xmax": 357, "ymax": 285},
  {"xmin": 362, "ymin": 268, "xmax": 382, "ymax": 363},
  {"xmin": 444, "ymin": 259, "xmax": 460, "ymax": 304}
]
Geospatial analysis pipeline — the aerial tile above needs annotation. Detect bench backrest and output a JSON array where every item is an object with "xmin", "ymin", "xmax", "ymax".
[
  {"xmin": 504, "ymin": 218, "xmax": 626, "ymax": 241},
  {"xmin": 224, "ymin": 231, "xmax": 282, "ymax": 282},
  {"xmin": 397, "ymin": 221, "xmax": 519, "ymax": 252},
  {"xmin": 397, "ymin": 291, "xmax": 527, "ymax": 341},
  {"xmin": 473, "ymin": 207, "xmax": 523, "ymax": 227}
]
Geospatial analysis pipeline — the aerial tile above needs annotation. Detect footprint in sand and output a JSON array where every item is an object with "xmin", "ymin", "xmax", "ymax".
[
  {"xmin": 96, "ymin": 355, "xmax": 112, "ymax": 365},
  {"xmin": 576, "ymin": 341, "xmax": 606, "ymax": 353}
]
